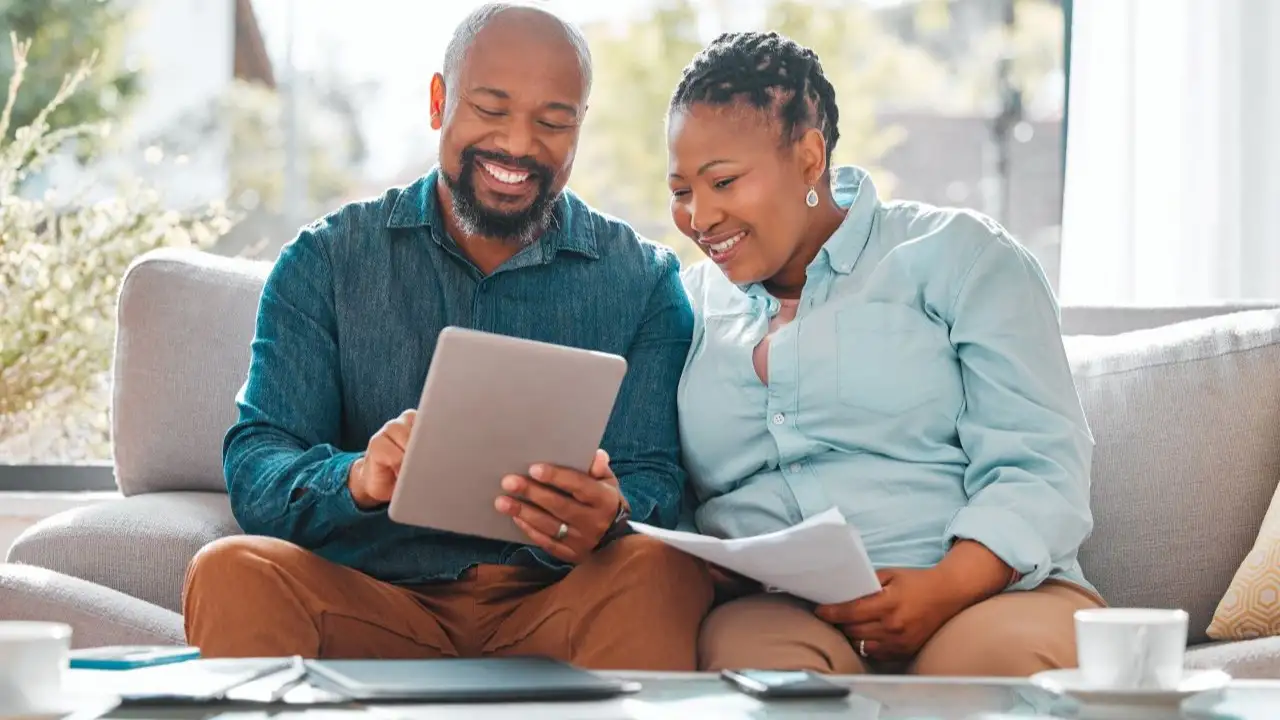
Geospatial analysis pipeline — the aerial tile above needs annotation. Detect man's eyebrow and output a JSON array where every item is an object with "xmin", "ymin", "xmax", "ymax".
[
  {"xmin": 472, "ymin": 86, "xmax": 509, "ymax": 100},
  {"xmin": 471, "ymin": 87, "xmax": 579, "ymax": 117}
]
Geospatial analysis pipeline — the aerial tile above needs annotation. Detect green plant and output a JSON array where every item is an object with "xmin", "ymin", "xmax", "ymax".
[
  {"xmin": 0, "ymin": 35, "xmax": 232, "ymax": 462},
  {"xmin": 0, "ymin": 0, "xmax": 142, "ymax": 157}
]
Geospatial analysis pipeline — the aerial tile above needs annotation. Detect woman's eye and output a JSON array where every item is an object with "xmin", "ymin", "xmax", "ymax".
[
  {"xmin": 714, "ymin": 177, "xmax": 737, "ymax": 189},
  {"xmin": 670, "ymin": 188, "xmax": 690, "ymax": 198}
]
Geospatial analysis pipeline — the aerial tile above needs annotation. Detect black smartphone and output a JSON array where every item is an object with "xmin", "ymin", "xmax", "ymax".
[{"xmin": 720, "ymin": 669, "xmax": 851, "ymax": 699}]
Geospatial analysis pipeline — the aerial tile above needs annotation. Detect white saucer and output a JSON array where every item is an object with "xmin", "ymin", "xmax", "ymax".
[
  {"xmin": 1031, "ymin": 668, "xmax": 1231, "ymax": 717},
  {"xmin": 0, "ymin": 692, "xmax": 120, "ymax": 720}
]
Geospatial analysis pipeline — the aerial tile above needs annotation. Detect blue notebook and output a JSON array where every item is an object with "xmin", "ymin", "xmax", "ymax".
[
  {"xmin": 304, "ymin": 656, "xmax": 640, "ymax": 703},
  {"xmin": 69, "ymin": 645, "xmax": 200, "ymax": 670}
]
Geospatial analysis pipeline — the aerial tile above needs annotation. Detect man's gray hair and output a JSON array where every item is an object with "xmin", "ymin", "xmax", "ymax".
[{"xmin": 441, "ymin": 2, "xmax": 593, "ymax": 92}]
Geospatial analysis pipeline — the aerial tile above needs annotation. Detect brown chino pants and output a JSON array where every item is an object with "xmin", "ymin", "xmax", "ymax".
[
  {"xmin": 699, "ymin": 580, "xmax": 1105, "ymax": 676},
  {"xmin": 182, "ymin": 534, "xmax": 713, "ymax": 670}
]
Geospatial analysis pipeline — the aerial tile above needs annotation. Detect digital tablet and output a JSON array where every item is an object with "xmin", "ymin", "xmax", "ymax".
[
  {"xmin": 304, "ymin": 657, "xmax": 641, "ymax": 703},
  {"xmin": 388, "ymin": 327, "xmax": 628, "ymax": 544}
]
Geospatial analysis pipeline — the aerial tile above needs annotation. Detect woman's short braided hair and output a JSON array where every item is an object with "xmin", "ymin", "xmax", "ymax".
[{"xmin": 670, "ymin": 31, "xmax": 840, "ymax": 162}]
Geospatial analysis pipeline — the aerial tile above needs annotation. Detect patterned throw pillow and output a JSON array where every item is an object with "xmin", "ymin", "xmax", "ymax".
[{"xmin": 1208, "ymin": 481, "xmax": 1280, "ymax": 640}]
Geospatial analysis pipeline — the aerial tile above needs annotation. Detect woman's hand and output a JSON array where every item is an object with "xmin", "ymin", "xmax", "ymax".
[
  {"xmin": 815, "ymin": 568, "xmax": 968, "ymax": 660},
  {"xmin": 816, "ymin": 541, "xmax": 1016, "ymax": 660}
]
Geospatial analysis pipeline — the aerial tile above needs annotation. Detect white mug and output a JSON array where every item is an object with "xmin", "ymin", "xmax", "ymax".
[
  {"xmin": 1074, "ymin": 608, "xmax": 1188, "ymax": 689},
  {"xmin": 0, "ymin": 622, "xmax": 72, "ymax": 713}
]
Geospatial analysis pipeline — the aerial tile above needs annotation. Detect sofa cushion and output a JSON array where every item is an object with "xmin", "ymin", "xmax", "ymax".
[
  {"xmin": 0, "ymin": 564, "xmax": 183, "ymax": 648},
  {"xmin": 113, "ymin": 249, "xmax": 269, "ymax": 496},
  {"xmin": 1207, "ymin": 473, "xmax": 1280, "ymax": 641},
  {"xmin": 1186, "ymin": 636, "xmax": 1280, "ymax": 679},
  {"xmin": 1066, "ymin": 309, "xmax": 1280, "ymax": 644},
  {"xmin": 5, "ymin": 492, "xmax": 241, "ymax": 613}
]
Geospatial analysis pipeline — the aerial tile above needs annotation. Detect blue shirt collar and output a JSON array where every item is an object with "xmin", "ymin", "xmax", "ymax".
[
  {"xmin": 818, "ymin": 165, "xmax": 878, "ymax": 275},
  {"xmin": 386, "ymin": 166, "xmax": 600, "ymax": 260},
  {"xmin": 742, "ymin": 165, "xmax": 879, "ymax": 299}
]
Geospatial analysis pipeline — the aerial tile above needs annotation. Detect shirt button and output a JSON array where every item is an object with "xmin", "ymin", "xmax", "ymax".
[
  {"xmin": 772, "ymin": 413, "xmax": 786, "ymax": 425},
  {"xmin": 789, "ymin": 463, "xmax": 803, "ymax": 473}
]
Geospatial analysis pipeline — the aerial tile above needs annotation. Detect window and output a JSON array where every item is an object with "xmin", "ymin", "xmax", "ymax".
[{"xmin": 0, "ymin": 0, "xmax": 1068, "ymax": 478}]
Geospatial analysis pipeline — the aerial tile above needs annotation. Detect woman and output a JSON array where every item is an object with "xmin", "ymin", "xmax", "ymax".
[{"xmin": 668, "ymin": 31, "xmax": 1104, "ymax": 677}]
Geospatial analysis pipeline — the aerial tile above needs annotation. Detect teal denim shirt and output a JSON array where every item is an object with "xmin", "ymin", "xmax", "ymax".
[
  {"xmin": 224, "ymin": 167, "xmax": 693, "ymax": 583},
  {"xmin": 678, "ymin": 166, "xmax": 1096, "ymax": 594}
]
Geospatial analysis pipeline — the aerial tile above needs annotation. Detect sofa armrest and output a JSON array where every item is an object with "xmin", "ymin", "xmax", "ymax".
[
  {"xmin": 5, "ymin": 492, "xmax": 241, "ymax": 613},
  {"xmin": 0, "ymin": 564, "xmax": 183, "ymax": 648}
]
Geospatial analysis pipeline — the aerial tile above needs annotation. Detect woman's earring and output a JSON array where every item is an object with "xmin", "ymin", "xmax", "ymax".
[{"xmin": 805, "ymin": 186, "xmax": 819, "ymax": 208}]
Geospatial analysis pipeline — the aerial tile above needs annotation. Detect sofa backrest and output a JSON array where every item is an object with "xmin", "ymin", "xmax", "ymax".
[
  {"xmin": 111, "ymin": 249, "xmax": 1280, "ymax": 642},
  {"xmin": 112, "ymin": 249, "xmax": 269, "ymax": 496},
  {"xmin": 1066, "ymin": 309, "xmax": 1280, "ymax": 643}
]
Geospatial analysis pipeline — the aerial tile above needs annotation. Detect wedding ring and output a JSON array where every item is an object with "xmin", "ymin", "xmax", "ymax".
[
  {"xmin": 555, "ymin": 522, "xmax": 569, "ymax": 541},
  {"xmin": 857, "ymin": 639, "xmax": 868, "ymax": 658}
]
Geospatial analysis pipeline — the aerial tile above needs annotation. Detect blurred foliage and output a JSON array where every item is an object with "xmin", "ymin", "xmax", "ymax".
[
  {"xmin": 911, "ymin": 0, "xmax": 1065, "ymax": 115},
  {"xmin": 153, "ymin": 74, "xmax": 371, "ymax": 218},
  {"xmin": 0, "ymin": 36, "xmax": 233, "ymax": 461},
  {"xmin": 573, "ymin": 0, "xmax": 958, "ymax": 264},
  {"xmin": 573, "ymin": 1, "xmax": 704, "ymax": 262},
  {"xmin": 0, "ymin": 0, "xmax": 142, "ymax": 157}
]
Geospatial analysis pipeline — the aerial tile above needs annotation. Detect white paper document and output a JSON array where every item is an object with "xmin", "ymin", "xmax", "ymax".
[{"xmin": 628, "ymin": 507, "xmax": 882, "ymax": 604}]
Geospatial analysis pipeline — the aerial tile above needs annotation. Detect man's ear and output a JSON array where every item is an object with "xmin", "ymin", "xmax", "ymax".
[
  {"xmin": 430, "ymin": 73, "xmax": 446, "ymax": 131},
  {"xmin": 797, "ymin": 128, "xmax": 828, "ymax": 186}
]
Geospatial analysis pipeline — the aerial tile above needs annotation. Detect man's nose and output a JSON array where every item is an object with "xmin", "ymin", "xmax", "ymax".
[{"xmin": 493, "ymin": 118, "xmax": 535, "ymax": 160}]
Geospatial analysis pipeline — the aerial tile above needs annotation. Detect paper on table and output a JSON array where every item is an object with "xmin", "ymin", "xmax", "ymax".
[{"xmin": 628, "ymin": 507, "xmax": 881, "ymax": 605}]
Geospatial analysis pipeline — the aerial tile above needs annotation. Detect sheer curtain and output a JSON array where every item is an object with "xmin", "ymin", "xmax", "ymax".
[{"xmin": 1058, "ymin": 0, "xmax": 1280, "ymax": 306}]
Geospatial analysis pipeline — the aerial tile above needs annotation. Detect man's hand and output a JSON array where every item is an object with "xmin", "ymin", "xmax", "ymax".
[
  {"xmin": 347, "ymin": 409, "xmax": 416, "ymax": 510},
  {"xmin": 494, "ymin": 449, "xmax": 624, "ymax": 564},
  {"xmin": 814, "ymin": 568, "xmax": 969, "ymax": 661}
]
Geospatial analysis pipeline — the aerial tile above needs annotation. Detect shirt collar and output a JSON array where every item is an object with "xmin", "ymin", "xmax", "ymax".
[
  {"xmin": 817, "ymin": 165, "xmax": 879, "ymax": 275},
  {"xmin": 385, "ymin": 166, "xmax": 600, "ymax": 260},
  {"xmin": 741, "ymin": 165, "xmax": 879, "ymax": 299}
]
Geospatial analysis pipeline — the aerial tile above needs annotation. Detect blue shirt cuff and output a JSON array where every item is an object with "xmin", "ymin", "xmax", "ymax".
[
  {"xmin": 316, "ymin": 451, "xmax": 387, "ymax": 522},
  {"xmin": 945, "ymin": 505, "xmax": 1051, "ymax": 590}
]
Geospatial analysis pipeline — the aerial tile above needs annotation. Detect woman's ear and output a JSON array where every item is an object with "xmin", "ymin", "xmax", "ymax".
[
  {"xmin": 430, "ymin": 73, "xmax": 446, "ymax": 131},
  {"xmin": 797, "ymin": 128, "xmax": 828, "ymax": 186}
]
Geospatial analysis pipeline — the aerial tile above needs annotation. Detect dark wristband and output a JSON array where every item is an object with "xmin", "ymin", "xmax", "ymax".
[{"xmin": 596, "ymin": 498, "xmax": 632, "ymax": 548}]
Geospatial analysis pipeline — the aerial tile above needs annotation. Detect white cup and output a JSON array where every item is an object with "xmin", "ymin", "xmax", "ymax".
[
  {"xmin": 1074, "ymin": 608, "xmax": 1188, "ymax": 690},
  {"xmin": 0, "ymin": 622, "xmax": 72, "ymax": 713}
]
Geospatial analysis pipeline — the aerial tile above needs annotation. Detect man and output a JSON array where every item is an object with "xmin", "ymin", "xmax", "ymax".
[{"xmin": 183, "ymin": 3, "xmax": 711, "ymax": 670}]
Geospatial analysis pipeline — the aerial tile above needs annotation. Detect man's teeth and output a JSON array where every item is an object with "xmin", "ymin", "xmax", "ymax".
[
  {"xmin": 481, "ymin": 162, "xmax": 529, "ymax": 185},
  {"xmin": 709, "ymin": 231, "xmax": 745, "ymax": 253}
]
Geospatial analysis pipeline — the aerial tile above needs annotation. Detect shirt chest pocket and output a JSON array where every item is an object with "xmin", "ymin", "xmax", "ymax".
[{"xmin": 835, "ymin": 304, "xmax": 953, "ymax": 415}]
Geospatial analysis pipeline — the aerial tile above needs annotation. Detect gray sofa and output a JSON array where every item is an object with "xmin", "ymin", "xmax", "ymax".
[{"xmin": 3, "ymin": 248, "xmax": 1280, "ymax": 676}]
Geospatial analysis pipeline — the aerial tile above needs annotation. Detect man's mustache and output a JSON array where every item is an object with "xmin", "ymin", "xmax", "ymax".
[{"xmin": 462, "ymin": 147, "xmax": 550, "ymax": 177}]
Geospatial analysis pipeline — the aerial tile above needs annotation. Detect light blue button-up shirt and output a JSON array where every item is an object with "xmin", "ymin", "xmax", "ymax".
[{"xmin": 678, "ymin": 165, "xmax": 1096, "ymax": 594}]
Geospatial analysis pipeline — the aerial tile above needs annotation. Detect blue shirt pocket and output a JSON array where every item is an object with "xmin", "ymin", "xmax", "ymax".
[{"xmin": 834, "ymin": 303, "xmax": 949, "ymax": 415}]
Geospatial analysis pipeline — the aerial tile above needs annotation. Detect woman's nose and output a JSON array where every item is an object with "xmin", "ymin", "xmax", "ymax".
[{"xmin": 688, "ymin": 195, "xmax": 723, "ymax": 234}]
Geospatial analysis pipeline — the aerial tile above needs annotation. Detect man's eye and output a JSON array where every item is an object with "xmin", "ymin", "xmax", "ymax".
[{"xmin": 475, "ymin": 106, "xmax": 504, "ymax": 117}]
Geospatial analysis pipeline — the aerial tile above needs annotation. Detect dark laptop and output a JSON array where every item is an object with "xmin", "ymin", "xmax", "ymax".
[{"xmin": 304, "ymin": 656, "xmax": 641, "ymax": 703}]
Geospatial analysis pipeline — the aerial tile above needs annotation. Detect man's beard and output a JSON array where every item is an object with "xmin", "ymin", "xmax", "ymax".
[{"xmin": 442, "ymin": 147, "xmax": 559, "ymax": 246}]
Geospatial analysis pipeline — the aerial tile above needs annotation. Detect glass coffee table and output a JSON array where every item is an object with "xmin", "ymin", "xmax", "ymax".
[{"xmin": 72, "ymin": 665, "xmax": 1280, "ymax": 719}]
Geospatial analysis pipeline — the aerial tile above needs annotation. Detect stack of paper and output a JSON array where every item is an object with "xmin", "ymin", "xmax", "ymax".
[{"xmin": 628, "ymin": 507, "xmax": 881, "ymax": 604}]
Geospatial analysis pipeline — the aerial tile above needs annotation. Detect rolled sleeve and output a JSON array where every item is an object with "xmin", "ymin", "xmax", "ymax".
[{"xmin": 943, "ymin": 221, "xmax": 1095, "ymax": 590}]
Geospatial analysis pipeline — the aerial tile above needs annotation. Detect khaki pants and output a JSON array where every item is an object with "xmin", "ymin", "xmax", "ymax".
[
  {"xmin": 183, "ymin": 534, "xmax": 713, "ymax": 670},
  {"xmin": 699, "ymin": 581, "xmax": 1105, "ymax": 676}
]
